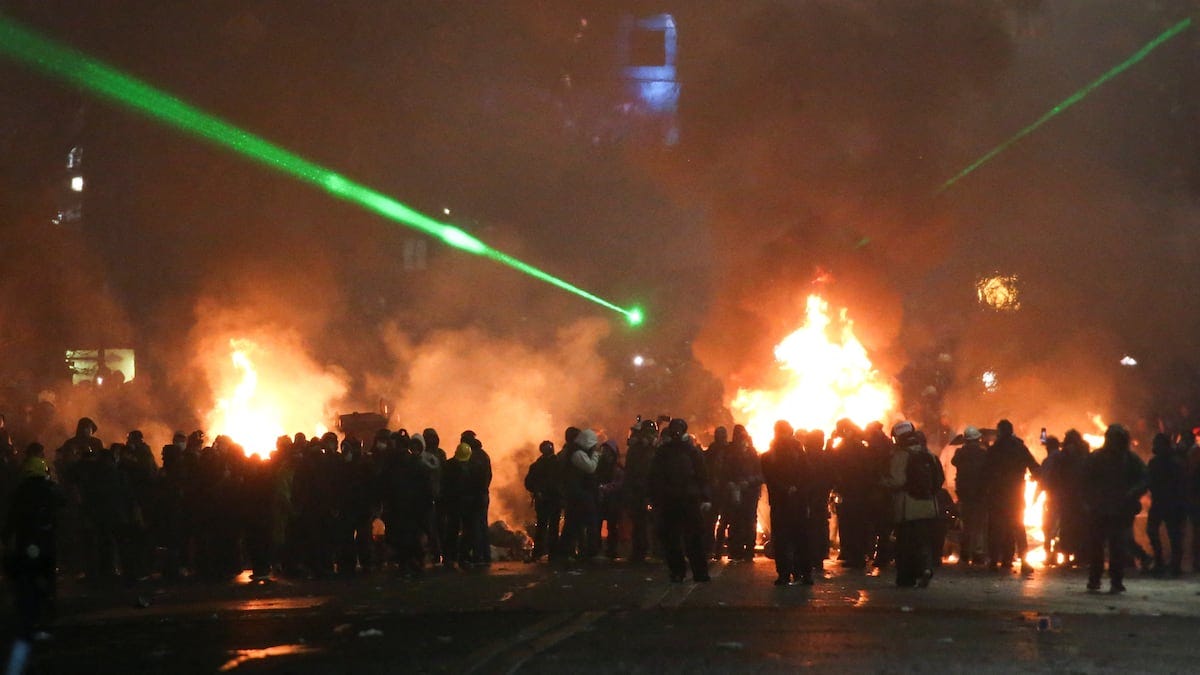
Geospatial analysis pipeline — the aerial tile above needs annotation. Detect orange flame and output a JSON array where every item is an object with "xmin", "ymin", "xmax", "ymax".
[
  {"xmin": 731, "ymin": 295, "xmax": 895, "ymax": 448},
  {"xmin": 204, "ymin": 338, "xmax": 342, "ymax": 459}
]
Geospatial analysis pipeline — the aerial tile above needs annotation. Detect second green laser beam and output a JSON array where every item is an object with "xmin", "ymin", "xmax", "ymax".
[
  {"xmin": 0, "ymin": 14, "xmax": 644, "ymax": 326},
  {"xmin": 938, "ymin": 16, "xmax": 1192, "ymax": 193}
]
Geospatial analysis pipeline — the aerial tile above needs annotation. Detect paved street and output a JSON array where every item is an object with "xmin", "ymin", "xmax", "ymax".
[{"xmin": 10, "ymin": 559, "xmax": 1200, "ymax": 673}]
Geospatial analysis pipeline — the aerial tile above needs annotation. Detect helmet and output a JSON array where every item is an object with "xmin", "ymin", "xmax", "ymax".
[
  {"xmin": 890, "ymin": 420, "xmax": 916, "ymax": 439},
  {"xmin": 667, "ymin": 418, "xmax": 688, "ymax": 438},
  {"xmin": 963, "ymin": 426, "xmax": 982, "ymax": 441}
]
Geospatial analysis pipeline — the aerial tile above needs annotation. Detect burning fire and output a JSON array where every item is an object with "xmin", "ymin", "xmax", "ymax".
[
  {"xmin": 204, "ymin": 338, "xmax": 342, "ymax": 459},
  {"xmin": 1082, "ymin": 413, "xmax": 1107, "ymax": 449},
  {"xmin": 731, "ymin": 295, "xmax": 895, "ymax": 447}
]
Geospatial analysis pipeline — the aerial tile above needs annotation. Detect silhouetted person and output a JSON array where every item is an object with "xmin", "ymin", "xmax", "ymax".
[
  {"xmin": 1057, "ymin": 429, "xmax": 1092, "ymax": 563},
  {"xmin": 1085, "ymin": 424, "xmax": 1147, "ymax": 593},
  {"xmin": 985, "ymin": 419, "xmax": 1039, "ymax": 574},
  {"xmin": 832, "ymin": 420, "xmax": 873, "ymax": 568},
  {"xmin": 762, "ymin": 420, "xmax": 810, "ymax": 586},
  {"xmin": 3, "ymin": 446, "xmax": 64, "ymax": 641},
  {"xmin": 803, "ymin": 429, "xmax": 832, "ymax": 574},
  {"xmin": 704, "ymin": 426, "xmax": 731, "ymax": 558},
  {"xmin": 597, "ymin": 441, "xmax": 626, "ymax": 559},
  {"xmin": 725, "ymin": 425, "xmax": 763, "ymax": 562},
  {"xmin": 1146, "ymin": 432, "xmax": 1186, "ymax": 576},
  {"xmin": 1036, "ymin": 435, "xmax": 1065, "ymax": 565},
  {"xmin": 884, "ymin": 422, "xmax": 943, "ymax": 588},
  {"xmin": 440, "ymin": 442, "xmax": 475, "ymax": 568},
  {"xmin": 624, "ymin": 420, "xmax": 658, "ymax": 562},
  {"xmin": 462, "ymin": 431, "xmax": 492, "ymax": 565},
  {"xmin": 952, "ymin": 426, "xmax": 988, "ymax": 565},
  {"xmin": 648, "ymin": 419, "xmax": 710, "ymax": 583},
  {"xmin": 524, "ymin": 441, "xmax": 562, "ymax": 561}
]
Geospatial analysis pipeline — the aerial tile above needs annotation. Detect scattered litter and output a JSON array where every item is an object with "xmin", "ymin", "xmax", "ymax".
[
  {"xmin": 436, "ymin": 636, "xmax": 453, "ymax": 644},
  {"xmin": 717, "ymin": 601, "xmax": 727, "ymax": 606},
  {"xmin": 900, "ymin": 606, "xmax": 913, "ymax": 613},
  {"xmin": 357, "ymin": 629, "xmax": 384, "ymax": 638},
  {"xmin": 333, "ymin": 624, "xmax": 353, "ymax": 634},
  {"xmin": 567, "ymin": 570, "xmax": 584, "ymax": 576},
  {"xmin": 716, "ymin": 642, "xmax": 744, "ymax": 650},
  {"xmin": 134, "ymin": 596, "xmax": 151, "ymax": 609},
  {"xmin": 500, "ymin": 592, "xmax": 514, "ymax": 602},
  {"xmin": 561, "ymin": 585, "xmax": 574, "ymax": 589}
]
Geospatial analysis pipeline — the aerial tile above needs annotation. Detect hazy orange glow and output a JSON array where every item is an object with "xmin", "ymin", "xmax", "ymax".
[
  {"xmin": 731, "ymin": 295, "xmax": 895, "ymax": 449},
  {"xmin": 1023, "ymin": 472, "xmax": 1046, "ymax": 567}
]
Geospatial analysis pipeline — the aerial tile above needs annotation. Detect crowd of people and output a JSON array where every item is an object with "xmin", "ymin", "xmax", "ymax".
[{"xmin": 1, "ymin": 410, "xmax": 1198, "ymax": 638}]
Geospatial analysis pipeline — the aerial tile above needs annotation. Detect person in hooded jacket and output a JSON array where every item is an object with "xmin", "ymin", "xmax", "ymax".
[
  {"xmin": 55, "ymin": 417, "xmax": 103, "ymax": 576},
  {"xmin": 390, "ymin": 434, "xmax": 439, "ymax": 577},
  {"xmin": 1057, "ymin": 429, "xmax": 1092, "ymax": 564},
  {"xmin": 559, "ymin": 429, "xmax": 602, "ymax": 560},
  {"xmin": 984, "ymin": 419, "xmax": 1039, "ymax": 574},
  {"xmin": 832, "ymin": 420, "xmax": 875, "ymax": 569},
  {"xmin": 951, "ymin": 426, "xmax": 988, "ymax": 566},
  {"xmin": 761, "ymin": 420, "xmax": 810, "ymax": 586},
  {"xmin": 883, "ymin": 421, "xmax": 944, "ymax": 588},
  {"xmin": 525, "ymin": 440, "xmax": 562, "ymax": 561},
  {"xmin": 421, "ymin": 428, "xmax": 446, "ymax": 564},
  {"xmin": 1084, "ymin": 424, "xmax": 1147, "ymax": 593},
  {"xmin": 725, "ymin": 425, "xmax": 763, "ymax": 563},
  {"xmin": 461, "ymin": 431, "xmax": 493, "ymax": 566},
  {"xmin": 648, "ymin": 419, "xmax": 711, "ymax": 582},
  {"xmin": 440, "ymin": 442, "xmax": 476, "ymax": 568},
  {"xmin": 1145, "ymin": 432, "xmax": 1186, "ymax": 576},
  {"xmin": 3, "ymin": 446, "xmax": 65, "ymax": 640},
  {"xmin": 597, "ymin": 440, "xmax": 626, "ymax": 559}
]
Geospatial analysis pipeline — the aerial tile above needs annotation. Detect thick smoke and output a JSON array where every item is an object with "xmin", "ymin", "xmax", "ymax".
[
  {"xmin": 644, "ymin": 1, "xmax": 1200, "ymax": 439},
  {"xmin": 369, "ymin": 318, "xmax": 618, "ymax": 526}
]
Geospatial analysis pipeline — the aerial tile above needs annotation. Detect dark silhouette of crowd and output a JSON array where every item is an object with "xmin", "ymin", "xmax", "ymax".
[{"xmin": 4, "ymin": 410, "xmax": 1199, "ymax": 638}]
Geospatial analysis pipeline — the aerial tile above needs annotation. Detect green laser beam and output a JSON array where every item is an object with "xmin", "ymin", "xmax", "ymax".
[
  {"xmin": 938, "ymin": 16, "xmax": 1192, "ymax": 193},
  {"xmin": 0, "ymin": 14, "xmax": 644, "ymax": 326}
]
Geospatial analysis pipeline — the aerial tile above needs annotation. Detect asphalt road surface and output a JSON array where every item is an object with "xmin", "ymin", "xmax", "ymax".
[{"xmin": 7, "ymin": 559, "xmax": 1200, "ymax": 673}]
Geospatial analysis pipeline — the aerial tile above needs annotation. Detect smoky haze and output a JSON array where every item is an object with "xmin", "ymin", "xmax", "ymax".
[{"xmin": 1, "ymin": 0, "xmax": 1199, "ymax": 504}]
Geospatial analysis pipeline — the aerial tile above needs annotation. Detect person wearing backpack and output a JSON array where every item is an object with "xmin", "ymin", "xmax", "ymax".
[{"xmin": 883, "ymin": 421, "xmax": 943, "ymax": 588}]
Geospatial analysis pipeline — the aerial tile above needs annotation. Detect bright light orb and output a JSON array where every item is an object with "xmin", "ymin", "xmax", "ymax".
[
  {"xmin": 976, "ymin": 274, "xmax": 1021, "ymax": 311},
  {"xmin": 70, "ymin": 175, "xmax": 84, "ymax": 192},
  {"xmin": 982, "ymin": 370, "xmax": 999, "ymax": 393}
]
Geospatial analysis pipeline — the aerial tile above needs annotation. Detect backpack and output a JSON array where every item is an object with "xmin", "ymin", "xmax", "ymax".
[{"xmin": 904, "ymin": 450, "xmax": 942, "ymax": 500}]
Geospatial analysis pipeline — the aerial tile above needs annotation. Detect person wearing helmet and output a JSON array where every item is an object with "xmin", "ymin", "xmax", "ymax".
[
  {"xmin": 883, "ymin": 421, "xmax": 944, "ymax": 588},
  {"xmin": 951, "ymin": 426, "xmax": 988, "ymax": 566},
  {"xmin": 648, "ymin": 419, "xmax": 711, "ymax": 582},
  {"xmin": 1084, "ymin": 424, "xmax": 1147, "ymax": 593}
]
